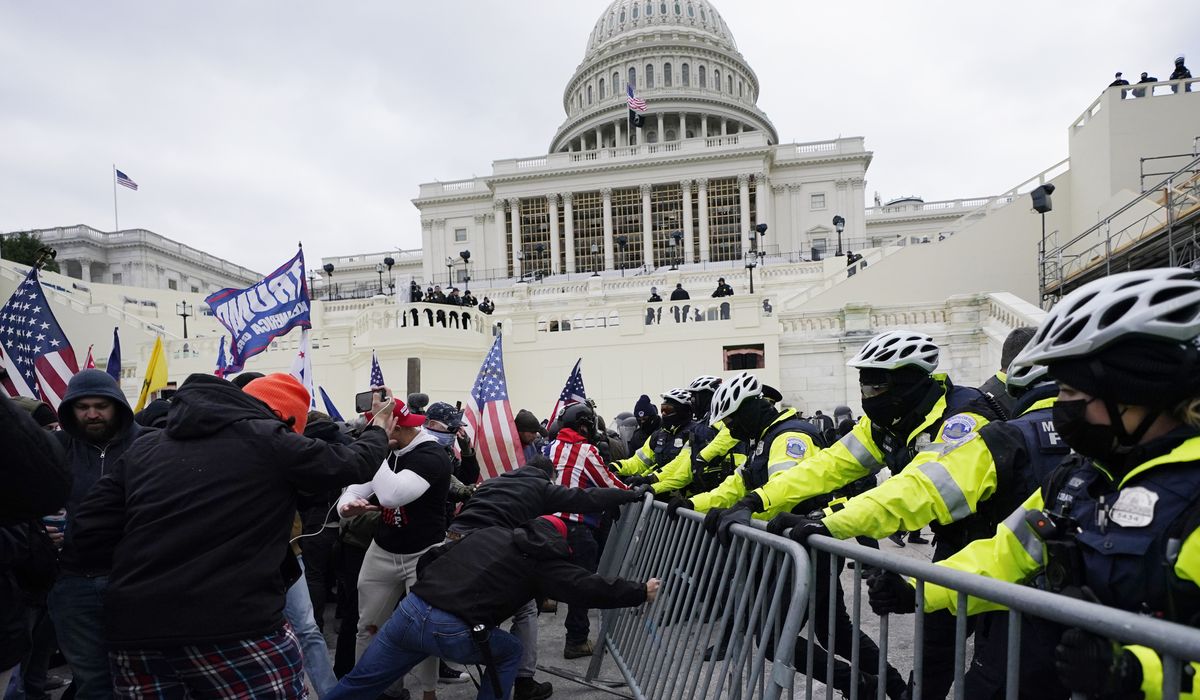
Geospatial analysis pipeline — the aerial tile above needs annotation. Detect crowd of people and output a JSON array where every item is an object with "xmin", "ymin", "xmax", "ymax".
[
  {"xmin": 5, "ymin": 265, "xmax": 1200, "ymax": 700},
  {"xmin": 409, "ymin": 281, "xmax": 493, "ymax": 315}
]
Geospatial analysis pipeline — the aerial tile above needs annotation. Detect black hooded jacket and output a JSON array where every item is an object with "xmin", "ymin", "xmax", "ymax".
[
  {"xmin": 413, "ymin": 518, "xmax": 646, "ymax": 627},
  {"xmin": 449, "ymin": 464, "xmax": 639, "ymax": 533},
  {"xmin": 54, "ymin": 369, "xmax": 144, "ymax": 539},
  {"xmin": 66, "ymin": 373, "xmax": 391, "ymax": 648}
]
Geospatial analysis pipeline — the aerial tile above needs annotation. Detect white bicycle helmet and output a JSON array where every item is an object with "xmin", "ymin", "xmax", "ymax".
[
  {"xmin": 1004, "ymin": 361, "xmax": 1050, "ymax": 393},
  {"xmin": 709, "ymin": 372, "xmax": 762, "ymax": 424},
  {"xmin": 688, "ymin": 375, "xmax": 723, "ymax": 393},
  {"xmin": 1014, "ymin": 268, "xmax": 1200, "ymax": 367},
  {"xmin": 660, "ymin": 388, "xmax": 693, "ymax": 405},
  {"xmin": 847, "ymin": 330, "xmax": 940, "ymax": 373}
]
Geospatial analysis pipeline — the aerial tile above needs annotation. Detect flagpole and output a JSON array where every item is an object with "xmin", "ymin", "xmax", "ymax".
[{"xmin": 112, "ymin": 164, "xmax": 119, "ymax": 233}]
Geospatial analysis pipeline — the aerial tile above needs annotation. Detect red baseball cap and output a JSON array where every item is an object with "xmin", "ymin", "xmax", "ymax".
[
  {"xmin": 391, "ymin": 398, "xmax": 426, "ymax": 428},
  {"xmin": 538, "ymin": 515, "xmax": 568, "ymax": 539}
]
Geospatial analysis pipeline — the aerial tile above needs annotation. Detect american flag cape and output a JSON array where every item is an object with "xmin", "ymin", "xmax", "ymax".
[
  {"xmin": 0, "ymin": 267, "xmax": 79, "ymax": 408},
  {"xmin": 548, "ymin": 358, "xmax": 586, "ymax": 426},
  {"xmin": 464, "ymin": 335, "xmax": 524, "ymax": 480}
]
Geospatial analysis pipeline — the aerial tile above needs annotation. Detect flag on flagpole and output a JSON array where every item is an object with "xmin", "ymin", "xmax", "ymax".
[
  {"xmin": 319, "ymin": 386, "xmax": 344, "ymax": 422},
  {"xmin": 0, "ymin": 267, "xmax": 80, "ymax": 408},
  {"xmin": 369, "ymin": 350, "xmax": 385, "ymax": 388},
  {"xmin": 215, "ymin": 336, "xmax": 229, "ymax": 377},
  {"xmin": 115, "ymin": 169, "xmax": 138, "ymax": 191},
  {"xmin": 548, "ymin": 358, "xmax": 587, "ymax": 426},
  {"xmin": 289, "ymin": 328, "xmax": 317, "ymax": 410},
  {"xmin": 105, "ymin": 327, "xmax": 122, "ymax": 382},
  {"xmin": 135, "ymin": 336, "xmax": 168, "ymax": 411},
  {"xmin": 626, "ymin": 83, "xmax": 647, "ymax": 112},
  {"xmin": 84, "ymin": 345, "xmax": 96, "ymax": 369},
  {"xmin": 463, "ymin": 336, "xmax": 524, "ymax": 480}
]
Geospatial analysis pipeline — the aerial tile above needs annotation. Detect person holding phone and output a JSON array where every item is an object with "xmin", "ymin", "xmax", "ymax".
[{"xmin": 337, "ymin": 392, "xmax": 454, "ymax": 700}]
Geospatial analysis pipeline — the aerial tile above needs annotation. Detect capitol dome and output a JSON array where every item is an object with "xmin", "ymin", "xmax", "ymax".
[{"xmin": 550, "ymin": 0, "xmax": 777, "ymax": 153}]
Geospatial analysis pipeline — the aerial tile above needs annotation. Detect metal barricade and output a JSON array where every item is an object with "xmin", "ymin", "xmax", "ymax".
[
  {"xmin": 799, "ymin": 534, "xmax": 1200, "ymax": 700},
  {"xmin": 586, "ymin": 497, "xmax": 811, "ymax": 700}
]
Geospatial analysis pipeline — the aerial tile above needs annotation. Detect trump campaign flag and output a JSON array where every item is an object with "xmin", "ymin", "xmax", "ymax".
[
  {"xmin": 464, "ymin": 335, "xmax": 524, "ymax": 480},
  {"xmin": 205, "ymin": 248, "xmax": 310, "ymax": 374},
  {"xmin": 548, "ymin": 358, "xmax": 586, "ymax": 425},
  {"xmin": 0, "ymin": 267, "xmax": 79, "ymax": 408}
]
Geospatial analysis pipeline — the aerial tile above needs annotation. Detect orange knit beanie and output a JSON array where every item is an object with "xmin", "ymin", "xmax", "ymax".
[{"xmin": 244, "ymin": 373, "xmax": 310, "ymax": 434}]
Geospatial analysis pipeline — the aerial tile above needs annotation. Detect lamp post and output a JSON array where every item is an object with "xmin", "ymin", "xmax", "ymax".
[
  {"xmin": 459, "ymin": 250, "xmax": 471, "ymax": 289},
  {"xmin": 534, "ymin": 243, "xmax": 546, "ymax": 280},
  {"xmin": 515, "ymin": 250, "xmax": 526, "ymax": 282},
  {"xmin": 744, "ymin": 250, "xmax": 758, "ymax": 294},
  {"xmin": 832, "ymin": 215, "xmax": 845, "ymax": 256},
  {"xmin": 322, "ymin": 263, "xmax": 335, "ymax": 300},
  {"xmin": 616, "ymin": 235, "xmax": 629, "ymax": 277},
  {"xmin": 176, "ymin": 301, "xmax": 192, "ymax": 339},
  {"xmin": 590, "ymin": 243, "xmax": 601, "ymax": 276},
  {"xmin": 384, "ymin": 256, "xmax": 395, "ymax": 295},
  {"xmin": 1031, "ymin": 184, "xmax": 1056, "ymax": 305},
  {"xmin": 375, "ymin": 263, "xmax": 385, "ymax": 295}
]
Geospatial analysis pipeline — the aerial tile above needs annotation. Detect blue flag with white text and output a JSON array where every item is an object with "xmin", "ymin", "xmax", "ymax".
[{"xmin": 205, "ymin": 249, "xmax": 311, "ymax": 374}]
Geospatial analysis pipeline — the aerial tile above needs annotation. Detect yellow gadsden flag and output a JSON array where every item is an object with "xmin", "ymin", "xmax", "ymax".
[{"xmin": 135, "ymin": 336, "xmax": 169, "ymax": 411}]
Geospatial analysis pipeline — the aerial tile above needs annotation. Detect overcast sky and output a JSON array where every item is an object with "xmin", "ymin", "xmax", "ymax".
[{"xmin": 2, "ymin": 1, "xmax": 1195, "ymax": 273}]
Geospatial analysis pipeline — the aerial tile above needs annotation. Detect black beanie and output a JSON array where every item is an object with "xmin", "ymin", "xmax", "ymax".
[{"xmin": 1048, "ymin": 337, "xmax": 1200, "ymax": 408}]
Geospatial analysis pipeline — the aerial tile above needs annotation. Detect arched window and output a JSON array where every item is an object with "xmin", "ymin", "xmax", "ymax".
[
  {"xmin": 660, "ymin": 2, "xmax": 667, "ymax": 13},
  {"xmin": 674, "ymin": 2, "xmax": 681, "ymax": 14},
  {"xmin": 646, "ymin": 1, "xmax": 653, "ymax": 15},
  {"xmin": 663, "ymin": 62, "xmax": 672, "ymax": 87},
  {"xmin": 738, "ymin": 80, "xmax": 743, "ymax": 97},
  {"xmin": 687, "ymin": 4, "xmax": 695, "ymax": 17},
  {"xmin": 682, "ymin": 63, "xmax": 690, "ymax": 86},
  {"xmin": 700, "ymin": 7, "xmax": 706, "ymax": 21},
  {"xmin": 713, "ymin": 68, "xmax": 720, "ymax": 90},
  {"xmin": 648, "ymin": 130, "xmax": 657, "ymax": 144},
  {"xmin": 632, "ymin": 4, "xmax": 638, "ymax": 19},
  {"xmin": 698, "ymin": 65, "xmax": 706, "ymax": 87},
  {"xmin": 727, "ymin": 74, "xmax": 733, "ymax": 93},
  {"xmin": 613, "ymin": 72, "xmax": 620, "ymax": 94},
  {"xmin": 599, "ymin": 77, "xmax": 606, "ymax": 99},
  {"xmin": 628, "ymin": 67, "xmax": 636, "ymax": 88},
  {"xmin": 646, "ymin": 64, "xmax": 655, "ymax": 88},
  {"xmin": 587, "ymin": 84, "xmax": 593, "ymax": 104}
]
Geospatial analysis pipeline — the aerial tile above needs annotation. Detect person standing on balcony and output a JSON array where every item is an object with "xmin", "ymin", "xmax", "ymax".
[
  {"xmin": 670, "ymin": 283, "xmax": 690, "ymax": 322},
  {"xmin": 1134, "ymin": 71, "xmax": 1158, "ymax": 97},
  {"xmin": 711, "ymin": 277, "xmax": 734, "ymax": 297},
  {"xmin": 647, "ymin": 286, "xmax": 662, "ymax": 302},
  {"xmin": 1108, "ymin": 71, "xmax": 1129, "ymax": 96},
  {"xmin": 1171, "ymin": 55, "xmax": 1192, "ymax": 93},
  {"xmin": 409, "ymin": 281, "xmax": 422, "ymax": 303}
]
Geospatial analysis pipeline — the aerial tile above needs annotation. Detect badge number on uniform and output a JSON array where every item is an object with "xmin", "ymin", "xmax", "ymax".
[{"xmin": 1108, "ymin": 486, "xmax": 1159, "ymax": 528}]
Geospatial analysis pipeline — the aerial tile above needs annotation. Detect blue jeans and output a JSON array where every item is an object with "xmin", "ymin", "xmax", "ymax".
[
  {"xmin": 326, "ymin": 594, "xmax": 522, "ymax": 700},
  {"xmin": 284, "ymin": 558, "xmax": 338, "ymax": 697},
  {"xmin": 47, "ymin": 575, "xmax": 109, "ymax": 700}
]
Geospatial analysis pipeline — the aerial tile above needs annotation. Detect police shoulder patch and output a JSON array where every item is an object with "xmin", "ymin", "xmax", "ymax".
[
  {"xmin": 939, "ymin": 414, "xmax": 979, "ymax": 443},
  {"xmin": 785, "ymin": 436, "xmax": 807, "ymax": 459}
]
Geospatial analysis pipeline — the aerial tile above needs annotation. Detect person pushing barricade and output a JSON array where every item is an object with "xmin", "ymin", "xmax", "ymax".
[
  {"xmin": 324, "ymin": 515, "xmax": 659, "ymax": 700},
  {"xmin": 869, "ymin": 268, "xmax": 1200, "ymax": 700}
]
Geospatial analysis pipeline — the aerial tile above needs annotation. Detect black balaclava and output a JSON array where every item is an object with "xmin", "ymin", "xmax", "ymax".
[
  {"xmin": 660, "ymin": 399, "xmax": 694, "ymax": 430},
  {"xmin": 692, "ymin": 390, "xmax": 715, "ymax": 418},
  {"xmin": 859, "ymin": 366, "xmax": 939, "ymax": 434},
  {"xmin": 1049, "ymin": 337, "xmax": 1200, "ymax": 474},
  {"xmin": 724, "ymin": 397, "xmax": 779, "ymax": 442}
]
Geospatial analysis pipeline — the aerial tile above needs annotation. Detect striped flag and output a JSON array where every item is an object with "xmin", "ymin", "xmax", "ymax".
[
  {"xmin": 626, "ymin": 83, "xmax": 647, "ymax": 112},
  {"xmin": 369, "ymin": 350, "xmax": 385, "ymax": 388},
  {"xmin": 116, "ymin": 169, "xmax": 138, "ymax": 191},
  {"xmin": 289, "ymin": 328, "xmax": 317, "ymax": 410},
  {"xmin": 464, "ymin": 335, "xmax": 524, "ymax": 480},
  {"xmin": 0, "ymin": 267, "xmax": 79, "ymax": 408},
  {"xmin": 548, "ymin": 358, "xmax": 586, "ymax": 427}
]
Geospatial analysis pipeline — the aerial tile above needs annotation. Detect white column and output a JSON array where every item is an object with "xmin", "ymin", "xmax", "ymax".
[
  {"xmin": 656, "ymin": 113, "xmax": 665, "ymax": 142},
  {"xmin": 640, "ymin": 183, "xmax": 654, "ymax": 268},
  {"xmin": 593, "ymin": 126, "xmax": 600, "ymax": 149},
  {"xmin": 79, "ymin": 259, "xmax": 92, "ymax": 283},
  {"xmin": 602, "ymin": 187, "xmax": 614, "ymax": 270},
  {"xmin": 492, "ymin": 199, "xmax": 507, "ymax": 276},
  {"xmin": 547, "ymin": 194, "xmax": 561, "ymax": 275},
  {"xmin": 850, "ymin": 177, "xmax": 867, "ymax": 246},
  {"xmin": 681, "ymin": 180, "xmax": 694, "ymax": 264},
  {"xmin": 701, "ymin": 114, "xmax": 708, "ymax": 138},
  {"xmin": 616, "ymin": 118, "xmax": 624, "ymax": 147},
  {"xmin": 757, "ymin": 173, "xmax": 773, "ymax": 231},
  {"xmin": 721, "ymin": 118, "xmax": 727, "ymax": 136},
  {"xmin": 562, "ymin": 192, "xmax": 576, "ymax": 274},
  {"xmin": 738, "ymin": 174, "xmax": 751, "ymax": 253},
  {"xmin": 508, "ymin": 198, "xmax": 522, "ymax": 278},
  {"xmin": 697, "ymin": 178, "xmax": 710, "ymax": 262}
]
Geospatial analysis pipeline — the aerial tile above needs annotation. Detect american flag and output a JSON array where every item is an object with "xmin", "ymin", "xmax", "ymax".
[
  {"xmin": 215, "ymin": 335, "xmax": 229, "ymax": 377},
  {"xmin": 370, "ymin": 350, "xmax": 385, "ymax": 388},
  {"xmin": 115, "ymin": 168, "xmax": 138, "ymax": 191},
  {"xmin": 289, "ymin": 328, "xmax": 317, "ymax": 410},
  {"xmin": 626, "ymin": 83, "xmax": 647, "ymax": 112},
  {"xmin": 548, "ymin": 358, "xmax": 587, "ymax": 427},
  {"xmin": 0, "ymin": 267, "xmax": 79, "ymax": 408},
  {"xmin": 464, "ymin": 336, "xmax": 524, "ymax": 480}
]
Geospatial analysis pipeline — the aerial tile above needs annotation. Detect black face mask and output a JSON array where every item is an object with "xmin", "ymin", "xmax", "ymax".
[
  {"xmin": 1052, "ymin": 398, "xmax": 1122, "ymax": 466},
  {"xmin": 861, "ymin": 380, "xmax": 932, "ymax": 430},
  {"xmin": 725, "ymin": 399, "xmax": 776, "ymax": 442}
]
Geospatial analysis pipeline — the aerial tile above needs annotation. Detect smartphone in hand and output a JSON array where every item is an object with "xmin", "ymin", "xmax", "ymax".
[{"xmin": 355, "ymin": 389, "xmax": 391, "ymax": 414}]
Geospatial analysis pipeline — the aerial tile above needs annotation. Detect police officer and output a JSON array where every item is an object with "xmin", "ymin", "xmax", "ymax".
[
  {"xmin": 868, "ymin": 268, "xmax": 1200, "ymax": 699},
  {"xmin": 742, "ymin": 330, "xmax": 996, "ymax": 699},
  {"xmin": 778, "ymin": 358, "xmax": 1065, "ymax": 699},
  {"xmin": 977, "ymin": 326, "xmax": 1038, "ymax": 421},
  {"xmin": 614, "ymin": 388, "xmax": 698, "ymax": 484},
  {"xmin": 649, "ymin": 375, "xmax": 742, "ymax": 497}
]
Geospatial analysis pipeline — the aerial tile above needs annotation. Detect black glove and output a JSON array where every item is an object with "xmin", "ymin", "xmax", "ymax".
[
  {"xmin": 667, "ymin": 496, "xmax": 694, "ymax": 520},
  {"xmin": 766, "ymin": 513, "xmax": 806, "ymax": 536},
  {"xmin": 626, "ymin": 474, "xmax": 657, "ymax": 487},
  {"xmin": 867, "ymin": 571, "xmax": 917, "ymax": 615},
  {"xmin": 1054, "ymin": 628, "xmax": 1141, "ymax": 698},
  {"xmin": 716, "ymin": 506, "xmax": 752, "ymax": 545},
  {"xmin": 787, "ymin": 518, "xmax": 831, "ymax": 547},
  {"xmin": 702, "ymin": 508, "xmax": 726, "ymax": 536},
  {"xmin": 625, "ymin": 484, "xmax": 651, "ymax": 501}
]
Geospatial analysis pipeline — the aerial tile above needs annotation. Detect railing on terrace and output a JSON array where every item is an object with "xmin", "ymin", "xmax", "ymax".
[
  {"xmin": 1040, "ymin": 152, "xmax": 1200, "ymax": 304},
  {"xmin": 24, "ymin": 226, "xmax": 262, "ymax": 281},
  {"xmin": 1073, "ymin": 77, "xmax": 1200, "ymax": 132},
  {"xmin": 494, "ymin": 132, "xmax": 772, "ymax": 174},
  {"xmin": 353, "ymin": 302, "xmax": 495, "ymax": 339}
]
